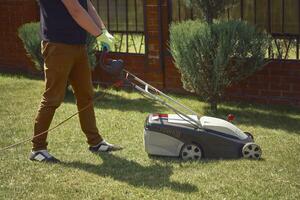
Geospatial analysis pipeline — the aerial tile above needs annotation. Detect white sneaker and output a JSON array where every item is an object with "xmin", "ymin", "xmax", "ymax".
[
  {"xmin": 29, "ymin": 150, "xmax": 60, "ymax": 163},
  {"xmin": 89, "ymin": 140, "xmax": 123, "ymax": 152}
]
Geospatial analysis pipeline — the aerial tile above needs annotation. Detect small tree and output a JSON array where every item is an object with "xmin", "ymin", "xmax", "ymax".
[
  {"xmin": 170, "ymin": 0, "xmax": 270, "ymax": 112},
  {"xmin": 18, "ymin": 22, "xmax": 97, "ymax": 71},
  {"xmin": 170, "ymin": 2, "xmax": 271, "ymax": 112}
]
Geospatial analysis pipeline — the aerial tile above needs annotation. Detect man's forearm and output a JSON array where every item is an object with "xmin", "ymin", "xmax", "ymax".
[
  {"xmin": 62, "ymin": 0, "xmax": 101, "ymax": 36},
  {"xmin": 87, "ymin": 0, "xmax": 106, "ymax": 30}
]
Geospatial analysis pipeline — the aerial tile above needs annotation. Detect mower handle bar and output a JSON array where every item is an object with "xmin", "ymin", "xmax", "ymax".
[
  {"xmin": 124, "ymin": 70, "xmax": 202, "ymax": 128},
  {"xmin": 123, "ymin": 70, "xmax": 200, "ymax": 117}
]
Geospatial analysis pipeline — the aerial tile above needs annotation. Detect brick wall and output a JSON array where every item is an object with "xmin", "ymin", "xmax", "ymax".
[
  {"xmin": 225, "ymin": 61, "xmax": 300, "ymax": 106},
  {"xmin": 163, "ymin": 56, "xmax": 300, "ymax": 106},
  {"xmin": 0, "ymin": 0, "xmax": 39, "ymax": 73}
]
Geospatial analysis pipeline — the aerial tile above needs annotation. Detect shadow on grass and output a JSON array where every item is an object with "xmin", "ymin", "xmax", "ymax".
[
  {"xmin": 203, "ymin": 102, "xmax": 300, "ymax": 134},
  {"xmin": 64, "ymin": 86, "xmax": 300, "ymax": 133},
  {"xmin": 148, "ymin": 154, "xmax": 267, "ymax": 163},
  {"xmin": 64, "ymin": 89, "xmax": 165, "ymax": 113},
  {"xmin": 59, "ymin": 153, "xmax": 198, "ymax": 193}
]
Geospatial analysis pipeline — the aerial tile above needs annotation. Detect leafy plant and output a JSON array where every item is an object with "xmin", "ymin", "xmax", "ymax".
[
  {"xmin": 170, "ymin": 20, "xmax": 271, "ymax": 112},
  {"xmin": 18, "ymin": 22, "xmax": 97, "ymax": 71},
  {"xmin": 18, "ymin": 22, "xmax": 43, "ymax": 70}
]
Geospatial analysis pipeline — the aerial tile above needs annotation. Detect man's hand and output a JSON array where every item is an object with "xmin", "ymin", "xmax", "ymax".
[{"xmin": 96, "ymin": 29, "xmax": 115, "ymax": 51}]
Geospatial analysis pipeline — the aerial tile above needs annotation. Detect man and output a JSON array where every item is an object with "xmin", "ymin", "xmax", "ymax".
[{"xmin": 30, "ymin": 0, "xmax": 121, "ymax": 163}]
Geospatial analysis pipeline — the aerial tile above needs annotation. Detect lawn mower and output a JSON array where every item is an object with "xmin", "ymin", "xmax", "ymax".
[{"xmin": 100, "ymin": 52, "xmax": 262, "ymax": 161}]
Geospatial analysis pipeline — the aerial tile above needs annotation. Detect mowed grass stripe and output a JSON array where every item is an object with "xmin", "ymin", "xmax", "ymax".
[{"xmin": 0, "ymin": 74, "xmax": 299, "ymax": 200}]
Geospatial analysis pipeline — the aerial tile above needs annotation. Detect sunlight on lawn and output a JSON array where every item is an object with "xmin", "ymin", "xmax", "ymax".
[{"xmin": 0, "ymin": 74, "xmax": 299, "ymax": 200}]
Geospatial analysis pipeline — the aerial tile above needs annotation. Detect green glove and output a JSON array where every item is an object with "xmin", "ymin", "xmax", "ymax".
[{"xmin": 96, "ymin": 29, "xmax": 115, "ymax": 52}]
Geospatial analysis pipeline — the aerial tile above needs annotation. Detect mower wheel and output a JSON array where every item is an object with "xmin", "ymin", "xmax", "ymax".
[
  {"xmin": 242, "ymin": 143, "xmax": 262, "ymax": 159},
  {"xmin": 180, "ymin": 143, "xmax": 202, "ymax": 161}
]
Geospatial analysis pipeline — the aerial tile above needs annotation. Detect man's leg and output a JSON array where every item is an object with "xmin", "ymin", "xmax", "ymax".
[
  {"xmin": 32, "ymin": 42, "xmax": 74, "ymax": 151},
  {"xmin": 68, "ymin": 46, "xmax": 103, "ymax": 147}
]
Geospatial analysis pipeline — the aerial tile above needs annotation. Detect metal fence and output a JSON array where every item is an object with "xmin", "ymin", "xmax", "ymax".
[
  {"xmin": 91, "ymin": 0, "xmax": 145, "ymax": 54},
  {"xmin": 170, "ymin": 0, "xmax": 300, "ymax": 60}
]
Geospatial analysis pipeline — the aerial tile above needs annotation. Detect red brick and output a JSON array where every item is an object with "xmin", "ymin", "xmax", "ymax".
[
  {"xmin": 269, "ymin": 98, "xmax": 296, "ymax": 105},
  {"xmin": 269, "ymin": 67, "xmax": 291, "ymax": 76},
  {"xmin": 270, "ymin": 83, "xmax": 291, "ymax": 91},
  {"xmin": 259, "ymin": 90, "xmax": 282, "ymax": 97},
  {"xmin": 243, "ymin": 89, "xmax": 261, "ymax": 96},
  {"xmin": 282, "ymin": 92, "xmax": 300, "ymax": 98},
  {"xmin": 291, "ymin": 84, "xmax": 300, "ymax": 92},
  {"xmin": 244, "ymin": 82, "xmax": 270, "ymax": 90},
  {"xmin": 281, "ymin": 76, "xmax": 300, "ymax": 85},
  {"xmin": 262, "ymin": 75, "xmax": 282, "ymax": 83}
]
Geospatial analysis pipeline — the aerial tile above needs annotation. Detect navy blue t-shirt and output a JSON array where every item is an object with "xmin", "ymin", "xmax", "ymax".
[{"xmin": 39, "ymin": 0, "xmax": 88, "ymax": 45}]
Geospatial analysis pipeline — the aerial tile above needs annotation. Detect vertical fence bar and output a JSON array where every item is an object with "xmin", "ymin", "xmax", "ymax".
[
  {"xmin": 227, "ymin": 8, "xmax": 230, "ymax": 20},
  {"xmin": 282, "ymin": 0, "xmax": 285, "ymax": 59},
  {"xmin": 143, "ymin": 0, "xmax": 148, "ymax": 55},
  {"xmin": 254, "ymin": 0, "xmax": 257, "ymax": 25},
  {"xmin": 178, "ymin": 0, "xmax": 181, "ymax": 21},
  {"xmin": 297, "ymin": 37, "xmax": 299, "ymax": 60},
  {"xmin": 298, "ymin": 0, "xmax": 300, "ymax": 59},
  {"xmin": 268, "ymin": 0, "xmax": 271, "ymax": 32},
  {"xmin": 135, "ymin": 0, "xmax": 138, "ymax": 32},
  {"xmin": 268, "ymin": 0, "xmax": 272, "ymax": 58},
  {"xmin": 282, "ymin": 0, "xmax": 285, "ymax": 33},
  {"xmin": 240, "ymin": 0, "xmax": 244, "ymax": 20},
  {"xmin": 168, "ymin": 0, "xmax": 173, "ymax": 24},
  {"xmin": 115, "ymin": 0, "xmax": 119, "ymax": 31},
  {"xmin": 107, "ymin": 0, "xmax": 110, "ymax": 30},
  {"xmin": 126, "ymin": 0, "xmax": 129, "ymax": 53}
]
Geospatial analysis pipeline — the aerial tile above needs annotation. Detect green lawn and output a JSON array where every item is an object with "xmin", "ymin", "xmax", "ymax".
[{"xmin": 0, "ymin": 74, "xmax": 299, "ymax": 200}]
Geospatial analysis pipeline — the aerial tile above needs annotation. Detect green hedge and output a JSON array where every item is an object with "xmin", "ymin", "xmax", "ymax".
[{"xmin": 18, "ymin": 22, "xmax": 97, "ymax": 71}]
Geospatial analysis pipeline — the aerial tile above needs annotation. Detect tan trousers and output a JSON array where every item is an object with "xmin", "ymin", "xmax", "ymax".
[{"xmin": 32, "ymin": 41, "xmax": 103, "ymax": 151}]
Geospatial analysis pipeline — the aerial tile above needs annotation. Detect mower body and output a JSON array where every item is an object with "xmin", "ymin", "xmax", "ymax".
[{"xmin": 144, "ymin": 114, "xmax": 254, "ymax": 159}]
